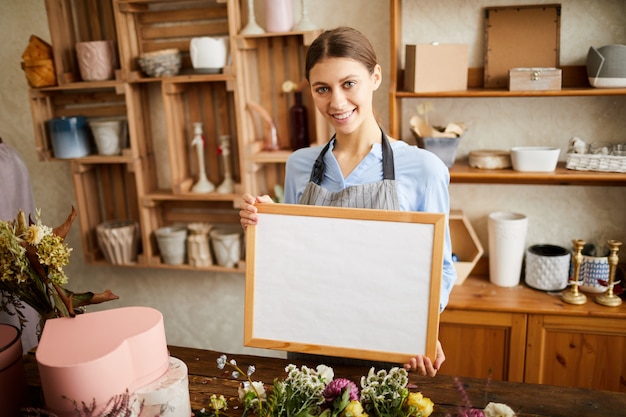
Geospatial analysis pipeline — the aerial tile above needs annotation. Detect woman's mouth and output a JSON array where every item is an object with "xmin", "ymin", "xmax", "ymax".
[{"xmin": 331, "ymin": 109, "xmax": 355, "ymax": 121}]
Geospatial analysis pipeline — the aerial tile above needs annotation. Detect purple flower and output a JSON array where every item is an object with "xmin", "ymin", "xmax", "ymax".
[{"xmin": 323, "ymin": 378, "xmax": 359, "ymax": 402}]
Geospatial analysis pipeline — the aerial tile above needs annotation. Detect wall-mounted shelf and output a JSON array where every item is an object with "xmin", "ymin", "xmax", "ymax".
[{"xmin": 449, "ymin": 162, "xmax": 626, "ymax": 186}]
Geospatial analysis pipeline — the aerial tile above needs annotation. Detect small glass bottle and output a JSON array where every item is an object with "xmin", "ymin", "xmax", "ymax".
[{"xmin": 289, "ymin": 91, "xmax": 309, "ymax": 150}]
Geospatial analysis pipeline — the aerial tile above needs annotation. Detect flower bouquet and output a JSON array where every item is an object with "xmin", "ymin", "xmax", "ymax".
[
  {"xmin": 201, "ymin": 355, "xmax": 517, "ymax": 417},
  {"xmin": 207, "ymin": 355, "xmax": 434, "ymax": 417},
  {"xmin": 0, "ymin": 207, "xmax": 119, "ymax": 330}
]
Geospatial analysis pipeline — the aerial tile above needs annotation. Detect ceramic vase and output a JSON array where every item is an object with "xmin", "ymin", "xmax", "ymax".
[
  {"xmin": 96, "ymin": 219, "xmax": 139, "ymax": 265},
  {"xmin": 488, "ymin": 211, "xmax": 528, "ymax": 287},
  {"xmin": 265, "ymin": 0, "xmax": 293, "ymax": 32},
  {"xmin": 75, "ymin": 40, "xmax": 116, "ymax": 81},
  {"xmin": 187, "ymin": 223, "xmax": 212, "ymax": 267},
  {"xmin": 88, "ymin": 119, "xmax": 126, "ymax": 155},
  {"xmin": 47, "ymin": 116, "xmax": 93, "ymax": 159},
  {"xmin": 210, "ymin": 227, "xmax": 242, "ymax": 268},
  {"xmin": 155, "ymin": 226, "xmax": 188, "ymax": 265},
  {"xmin": 0, "ymin": 324, "xmax": 28, "ymax": 417}
]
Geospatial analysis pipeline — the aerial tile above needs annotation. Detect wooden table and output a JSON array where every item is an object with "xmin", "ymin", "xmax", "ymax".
[{"xmin": 24, "ymin": 345, "xmax": 626, "ymax": 417}]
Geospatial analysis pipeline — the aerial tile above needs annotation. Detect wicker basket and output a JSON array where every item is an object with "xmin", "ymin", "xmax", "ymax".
[
  {"xmin": 21, "ymin": 59, "xmax": 56, "ymax": 87},
  {"xmin": 21, "ymin": 35, "xmax": 57, "ymax": 87},
  {"xmin": 566, "ymin": 153, "xmax": 626, "ymax": 173}
]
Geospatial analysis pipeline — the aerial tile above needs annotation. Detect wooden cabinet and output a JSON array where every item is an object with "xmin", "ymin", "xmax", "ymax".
[
  {"xmin": 29, "ymin": 0, "xmax": 327, "ymax": 271},
  {"xmin": 438, "ymin": 274, "xmax": 626, "ymax": 393}
]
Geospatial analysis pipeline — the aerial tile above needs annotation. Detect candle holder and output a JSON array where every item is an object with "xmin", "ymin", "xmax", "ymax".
[
  {"xmin": 190, "ymin": 122, "xmax": 215, "ymax": 193},
  {"xmin": 595, "ymin": 240, "xmax": 622, "ymax": 307},
  {"xmin": 240, "ymin": 0, "xmax": 264, "ymax": 35},
  {"xmin": 293, "ymin": 0, "xmax": 318, "ymax": 31},
  {"xmin": 217, "ymin": 134, "xmax": 235, "ymax": 194},
  {"xmin": 561, "ymin": 239, "xmax": 588, "ymax": 305}
]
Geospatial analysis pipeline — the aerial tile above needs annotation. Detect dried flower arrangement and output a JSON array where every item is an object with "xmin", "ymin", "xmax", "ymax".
[{"xmin": 0, "ymin": 207, "xmax": 119, "ymax": 329}]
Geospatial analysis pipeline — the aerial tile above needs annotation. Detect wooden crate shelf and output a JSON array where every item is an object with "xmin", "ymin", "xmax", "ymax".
[
  {"xmin": 28, "ymin": 85, "xmax": 128, "ymax": 161},
  {"xmin": 71, "ymin": 160, "xmax": 142, "ymax": 265},
  {"xmin": 161, "ymin": 79, "xmax": 240, "ymax": 194},
  {"xmin": 45, "ymin": 0, "xmax": 118, "ymax": 85},
  {"xmin": 114, "ymin": 0, "xmax": 231, "ymax": 80},
  {"xmin": 140, "ymin": 198, "xmax": 241, "ymax": 268}
]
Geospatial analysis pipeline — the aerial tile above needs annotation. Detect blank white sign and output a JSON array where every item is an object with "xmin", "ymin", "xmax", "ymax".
[{"xmin": 244, "ymin": 204, "xmax": 444, "ymax": 363}]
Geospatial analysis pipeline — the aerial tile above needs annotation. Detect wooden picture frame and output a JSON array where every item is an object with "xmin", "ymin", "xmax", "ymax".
[{"xmin": 244, "ymin": 203, "xmax": 445, "ymax": 364}]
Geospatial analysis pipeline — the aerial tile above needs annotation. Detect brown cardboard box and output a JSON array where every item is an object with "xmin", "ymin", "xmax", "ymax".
[
  {"xmin": 509, "ymin": 67, "xmax": 562, "ymax": 91},
  {"xmin": 404, "ymin": 44, "xmax": 468, "ymax": 93}
]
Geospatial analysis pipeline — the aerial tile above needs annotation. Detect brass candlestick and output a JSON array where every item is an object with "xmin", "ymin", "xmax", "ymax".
[
  {"xmin": 561, "ymin": 239, "xmax": 587, "ymax": 305},
  {"xmin": 595, "ymin": 240, "xmax": 622, "ymax": 307}
]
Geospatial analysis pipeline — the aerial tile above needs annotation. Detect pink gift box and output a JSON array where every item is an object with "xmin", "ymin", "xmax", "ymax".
[{"xmin": 36, "ymin": 306, "xmax": 169, "ymax": 417}]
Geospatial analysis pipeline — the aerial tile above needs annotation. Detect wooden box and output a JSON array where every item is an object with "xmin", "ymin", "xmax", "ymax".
[
  {"xmin": 509, "ymin": 67, "xmax": 562, "ymax": 91},
  {"xmin": 484, "ymin": 4, "xmax": 561, "ymax": 88},
  {"xmin": 449, "ymin": 210, "xmax": 484, "ymax": 285},
  {"xmin": 404, "ymin": 44, "xmax": 468, "ymax": 93}
]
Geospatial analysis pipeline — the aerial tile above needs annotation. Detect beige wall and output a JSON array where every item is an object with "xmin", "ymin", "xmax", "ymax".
[{"xmin": 1, "ymin": 0, "xmax": 624, "ymax": 355}]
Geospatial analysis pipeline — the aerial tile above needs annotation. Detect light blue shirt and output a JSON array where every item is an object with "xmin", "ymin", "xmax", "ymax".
[{"xmin": 285, "ymin": 139, "xmax": 457, "ymax": 311}]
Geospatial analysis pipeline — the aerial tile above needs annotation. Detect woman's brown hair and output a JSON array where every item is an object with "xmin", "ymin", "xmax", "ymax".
[{"xmin": 305, "ymin": 26, "xmax": 378, "ymax": 80}]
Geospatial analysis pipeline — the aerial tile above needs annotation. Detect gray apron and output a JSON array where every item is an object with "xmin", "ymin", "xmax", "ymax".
[
  {"xmin": 299, "ymin": 128, "xmax": 400, "ymax": 210},
  {"xmin": 290, "ymin": 129, "xmax": 401, "ymax": 369}
]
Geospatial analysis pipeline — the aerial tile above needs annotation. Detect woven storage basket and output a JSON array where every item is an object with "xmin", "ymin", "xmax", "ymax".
[
  {"xmin": 566, "ymin": 153, "xmax": 626, "ymax": 173},
  {"xmin": 21, "ymin": 35, "xmax": 57, "ymax": 87},
  {"xmin": 21, "ymin": 59, "xmax": 56, "ymax": 87}
]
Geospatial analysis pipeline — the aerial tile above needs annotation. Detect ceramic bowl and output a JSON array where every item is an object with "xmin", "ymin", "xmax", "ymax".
[
  {"xmin": 511, "ymin": 146, "xmax": 560, "ymax": 172},
  {"xmin": 137, "ymin": 49, "xmax": 181, "ymax": 77}
]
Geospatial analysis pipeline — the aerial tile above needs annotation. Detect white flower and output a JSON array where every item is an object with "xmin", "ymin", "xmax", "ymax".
[
  {"xmin": 238, "ymin": 381, "xmax": 266, "ymax": 402},
  {"xmin": 316, "ymin": 364, "xmax": 334, "ymax": 383},
  {"xmin": 484, "ymin": 402, "xmax": 516, "ymax": 417}
]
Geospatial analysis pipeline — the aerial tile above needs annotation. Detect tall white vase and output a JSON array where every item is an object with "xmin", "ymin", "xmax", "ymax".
[{"xmin": 240, "ymin": 0, "xmax": 265, "ymax": 34}]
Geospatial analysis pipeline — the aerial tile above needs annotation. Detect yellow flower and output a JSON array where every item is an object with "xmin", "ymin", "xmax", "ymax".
[
  {"xmin": 342, "ymin": 400, "xmax": 367, "ymax": 417},
  {"xmin": 405, "ymin": 392, "xmax": 434, "ymax": 417},
  {"xmin": 210, "ymin": 394, "xmax": 228, "ymax": 411}
]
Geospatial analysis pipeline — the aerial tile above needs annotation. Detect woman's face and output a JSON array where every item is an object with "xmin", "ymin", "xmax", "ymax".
[{"xmin": 308, "ymin": 57, "xmax": 381, "ymax": 136}]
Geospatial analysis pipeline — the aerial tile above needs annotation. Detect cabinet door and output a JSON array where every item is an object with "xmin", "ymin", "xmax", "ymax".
[
  {"xmin": 439, "ymin": 310, "xmax": 527, "ymax": 382},
  {"xmin": 526, "ymin": 314, "xmax": 626, "ymax": 393}
]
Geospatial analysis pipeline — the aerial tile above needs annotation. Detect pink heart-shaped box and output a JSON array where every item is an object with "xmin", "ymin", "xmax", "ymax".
[{"xmin": 36, "ymin": 306, "xmax": 168, "ymax": 417}]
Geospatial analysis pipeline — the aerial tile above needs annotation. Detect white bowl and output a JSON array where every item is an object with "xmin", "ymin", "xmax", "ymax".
[{"xmin": 510, "ymin": 146, "xmax": 560, "ymax": 172}]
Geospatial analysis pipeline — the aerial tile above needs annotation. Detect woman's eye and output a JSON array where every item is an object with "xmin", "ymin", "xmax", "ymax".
[
  {"xmin": 315, "ymin": 86, "xmax": 329, "ymax": 94},
  {"xmin": 343, "ymin": 81, "xmax": 356, "ymax": 88}
]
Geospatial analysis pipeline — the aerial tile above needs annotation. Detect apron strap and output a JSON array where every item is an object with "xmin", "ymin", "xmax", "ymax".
[{"xmin": 309, "ymin": 128, "xmax": 394, "ymax": 185}]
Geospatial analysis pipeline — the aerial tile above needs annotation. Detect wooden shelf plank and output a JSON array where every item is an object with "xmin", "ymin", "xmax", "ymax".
[
  {"xmin": 449, "ymin": 161, "xmax": 626, "ymax": 186},
  {"xmin": 396, "ymin": 87, "xmax": 626, "ymax": 98}
]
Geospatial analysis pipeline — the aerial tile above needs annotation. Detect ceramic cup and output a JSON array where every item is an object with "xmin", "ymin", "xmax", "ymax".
[
  {"xmin": 525, "ymin": 244, "xmax": 571, "ymax": 291},
  {"xmin": 155, "ymin": 226, "xmax": 188, "ymax": 265},
  {"xmin": 88, "ymin": 118, "xmax": 126, "ymax": 155},
  {"xmin": 488, "ymin": 211, "xmax": 528, "ymax": 287},
  {"xmin": 75, "ymin": 40, "xmax": 116, "ymax": 81},
  {"xmin": 47, "ymin": 116, "xmax": 93, "ymax": 158}
]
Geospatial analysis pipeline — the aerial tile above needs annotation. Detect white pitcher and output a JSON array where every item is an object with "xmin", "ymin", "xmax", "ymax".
[{"xmin": 189, "ymin": 36, "xmax": 229, "ymax": 70}]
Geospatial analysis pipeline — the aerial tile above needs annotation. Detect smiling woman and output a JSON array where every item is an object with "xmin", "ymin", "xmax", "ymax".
[{"xmin": 239, "ymin": 27, "xmax": 457, "ymax": 377}]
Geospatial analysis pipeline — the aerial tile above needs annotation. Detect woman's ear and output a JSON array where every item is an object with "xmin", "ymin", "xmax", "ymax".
[{"xmin": 372, "ymin": 64, "xmax": 382, "ymax": 90}]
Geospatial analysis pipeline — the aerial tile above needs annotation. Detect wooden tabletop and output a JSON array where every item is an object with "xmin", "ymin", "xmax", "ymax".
[
  {"xmin": 25, "ymin": 345, "xmax": 625, "ymax": 417},
  {"xmin": 448, "ymin": 274, "xmax": 626, "ymax": 319}
]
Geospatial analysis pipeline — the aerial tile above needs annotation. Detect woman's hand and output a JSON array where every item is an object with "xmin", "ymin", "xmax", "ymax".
[
  {"xmin": 239, "ymin": 193, "xmax": 274, "ymax": 229},
  {"xmin": 403, "ymin": 340, "xmax": 445, "ymax": 377}
]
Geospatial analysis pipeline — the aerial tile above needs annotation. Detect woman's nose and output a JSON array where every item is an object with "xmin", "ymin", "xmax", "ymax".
[{"xmin": 329, "ymin": 89, "xmax": 346, "ymax": 108}]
